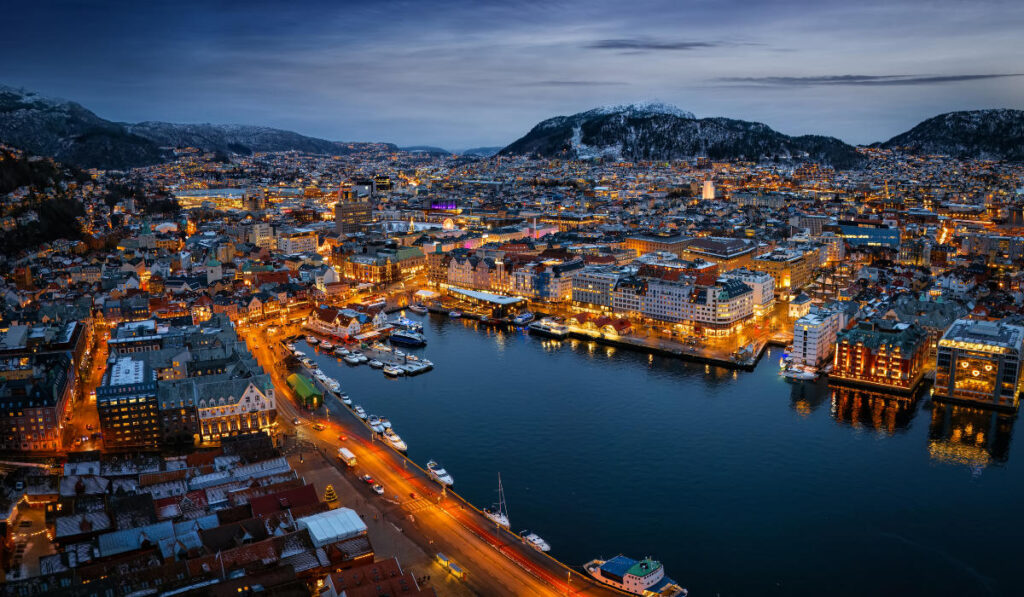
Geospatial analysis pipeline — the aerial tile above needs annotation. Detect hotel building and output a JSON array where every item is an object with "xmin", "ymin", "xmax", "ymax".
[
  {"xmin": 830, "ymin": 319, "xmax": 930, "ymax": 392},
  {"xmin": 934, "ymin": 318, "xmax": 1024, "ymax": 410}
]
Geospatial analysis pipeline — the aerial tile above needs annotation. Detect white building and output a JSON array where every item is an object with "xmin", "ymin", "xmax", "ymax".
[
  {"xmin": 276, "ymin": 227, "xmax": 318, "ymax": 254},
  {"xmin": 702, "ymin": 180, "xmax": 715, "ymax": 200},
  {"xmin": 720, "ymin": 268, "xmax": 775, "ymax": 317},
  {"xmin": 791, "ymin": 308, "xmax": 842, "ymax": 368},
  {"xmin": 572, "ymin": 265, "xmax": 629, "ymax": 310}
]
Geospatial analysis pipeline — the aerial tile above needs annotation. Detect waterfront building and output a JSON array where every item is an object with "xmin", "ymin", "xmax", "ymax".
[
  {"xmin": 752, "ymin": 248, "xmax": 815, "ymax": 295},
  {"xmin": 306, "ymin": 306, "xmax": 365, "ymax": 338},
  {"xmin": 934, "ymin": 318, "xmax": 1024, "ymax": 410},
  {"xmin": 685, "ymin": 278, "xmax": 754, "ymax": 335},
  {"xmin": 830, "ymin": 319, "xmax": 930, "ymax": 392},
  {"xmin": 791, "ymin": 308, "xmax": 842, "ymax": 368},
  {"xmin": 96, "ymin": 355, "xmax": 161, "ymax": 450},
  {"xmin": 572, "ymin": 265, "xmax": 628, "ymax": 311},
  {"xmin": 679, "ymin": 237, "xmax": 756, "ymax": 271},
  {"xmin": 512, "ymin": 258, "xmax": 585, "ymax": 301}
]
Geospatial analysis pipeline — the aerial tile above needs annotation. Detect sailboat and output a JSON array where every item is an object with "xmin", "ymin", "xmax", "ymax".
[{"xmin": 483, "ymin": 473, "xmax": 510, "ymax": 528}]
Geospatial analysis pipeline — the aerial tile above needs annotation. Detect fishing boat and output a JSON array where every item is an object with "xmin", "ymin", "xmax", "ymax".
[
  {"xmin": 408, "ymin": 304, "xmax": 428, "ymax": 315},
  {"xmin": 520, "ymin": 530, "xmax": 551, "ymax": 552},
  {"xmin": 483, "ymin": 474, "xmax": 510, "ymax": 528},
  {"xmin": 427, "ymin": 460, "xmax": 454, "ymax": 486},
  {"xmin": 512, "ymin": 312, "xmax": 535, "ymax": 326},
  {"xmin": 383, "ymin": 428, "xmax": 408, "ymax": 452}
]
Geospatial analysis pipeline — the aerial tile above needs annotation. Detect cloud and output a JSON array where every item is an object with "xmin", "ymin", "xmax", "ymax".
[
  {"xmin": 518, "ymin": 80, "xmax": 626, "ymax": 87},
  {"xmin": 717, "ymin": 74, "xmax": 1024, "ymax": 87},
  {"xmin": 586, "ymin": 38, "xmax": 725, "ymax": 51}
]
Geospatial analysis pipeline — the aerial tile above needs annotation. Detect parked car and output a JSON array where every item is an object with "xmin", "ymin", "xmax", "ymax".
[
  {"xmin": 360, "ymin": 474, "xmax": 375, "ymax": 485},
  {"xmin": 371, "ymin": 484, "xmax": 385, "ymax": 495}
]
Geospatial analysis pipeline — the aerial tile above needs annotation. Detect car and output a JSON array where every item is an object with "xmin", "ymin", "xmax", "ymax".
[
  {"xmin": 292, "ymin": 418, "xmax": 300, "ymax": 425},
  {"xmin": 371, "ymin": 484, "xmax": 385, "ymax": 495},
  {"xmin": 81, "ymin": 435, "xmax": 89, "ymax": 442},
  {"xmin": 313, "ymin": 423, "xmax": 326, "ymax": 431},
  {"xmin": 338, "ymin": 435, "xmax": 348, "ymax": 441},
  {"xmin": 86, "ymin": 424, "xmax": 93, "ymax": 430},
  {"xmin": 360, "ymin": 474, "xmax": 375, "ymax": 485}
]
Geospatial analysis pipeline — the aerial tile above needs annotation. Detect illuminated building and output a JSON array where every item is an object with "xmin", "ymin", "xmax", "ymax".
[
  {"xmin": 752, "ymin": 248, "xmax": 815, "ymax": 294},
  {"xmin": 702, "ymin": 180, "xmax": 715, "ymax": 200},
  {"xmin": 935, "ymin": 319, "xmax": 1024, "ymax": 410},
  {"xmin": 335, "ymin": 186, "xmax": 373, "ymax": 234},
  {"xmin": 830, "ymin": 319, "xmax": 930, "ymax": 392},
  {"xmin": 792, "ymin": 309, "xmax": 841, "ymax": 368},
  {"xmin": 834, "ymin": 223, "xmax": 901, "ymax": 248},
  {"xmin": 720, "ymin": 268, "xmax": 775, "ymax": 317},
  {"xmin": 0, "ymin": 354, "xmax": 72, "ymax": 451},
  {"xmin": 623, "ymin": 233, "xmax": 689, "ymax": 258},
  {"xmin": 96, "ymin": 356, "xmax": 161, "ymax": 450},
  {"xmin": 679, "ymin": 237, "xmax": 756, "ymax": 271},
  {"xmin": 276, "ymin": 227, "xmax": 318, "ymax": 254}
]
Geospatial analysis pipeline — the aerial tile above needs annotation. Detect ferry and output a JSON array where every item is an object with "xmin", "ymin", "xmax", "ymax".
[
  {"xmin": 383, "ymin": 365, "xmax": 405, "ymax": 377},
  {"xmin": 449, "ymin": 310, "xmax": 462, "ymax": 318},
  {"xmin": 383, "ymin": 428, "xmax": 407, "ymax": 452},
  {"xmin": 519, "ymin": 530, "xmax": 551, "ymax": 552},
  {"xmin": 320, "ymin": 340, "xmax": 334, "ymax": 351},
  {"xmin": 527, "ymin": 319, "xmax": 570, "ymax": 339},
  {"xmin": 408, "ymin": 304, "xmax": 428, "ymax": 315},
  {"xmin": 390, "ymin": 329, "xmax": 427, "ymax": 347},
  {"xmin": 584, "ymin": 556, "xmax": 686, "ymax": 597},
  {"xmin": 426, "ymin": 460, "xmax": 454, "ymax": 486},
  {"xmin": 353, "ymin": 405, "xmax": 367, "ymax": 419},
  {"xmin": 512, "ymin": 312, "xmax": 535, "ymax": 326},
  {"xmin": 368, "ymin": 359, "xmax": 384, "ymax": 369},
  {"xmin": 305, "ymin": 335, "xmax": 319, "ymax": 345}
]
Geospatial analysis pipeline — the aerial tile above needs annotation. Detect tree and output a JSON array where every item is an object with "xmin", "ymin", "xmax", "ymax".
[{"xmin": 324, "ymin": 484, "xmax": 338, "ymax": 503}]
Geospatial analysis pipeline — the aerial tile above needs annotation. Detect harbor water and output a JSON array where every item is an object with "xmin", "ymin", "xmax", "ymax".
[{"xmin": 302, "ymin": 313, "xmax": 1023, "ymax": 597}]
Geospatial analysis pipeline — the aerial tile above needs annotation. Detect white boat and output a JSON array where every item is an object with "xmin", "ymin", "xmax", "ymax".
[
  {"xmin": 383, "ymin": 365, "xmax": 404, "ymax": 377},
  {"xmin": 305, "ymin": 335, "xmax": 319, "ymax": 345},
  {"xmin": 585, "ymin": 556, "xmax": 686, "ymax": 597},
  {"xmin": 378, "ymin": 416, "xmax": 392, "ymax": 429},
  {"xmin": 320, "ymin": 340, "xmax": 334, "ymax": 350},
  {"xmin": 781, "ymin": 366, "xmax": 818, "ymax": 381},
  {"xmin": 409, "ymin": 304, "xmax": 428, "ymax": 315},
  {"xmin": 285, "ymin": 343, "xmax": 296, "ymax": 351},
  {"xmin": 420, "ymin": 359, "xmax": 434, "ymax": 369},
  {"xmin": 344, "ymin": 354, "xmax": 361, "ymax": 365},
  {"xmin": 383, "ymin": 428, "xmax": 407, "ymax": 452},
  {"xmin": 449, "ymin": 310, "xmax": 462, "ymax": 318},
  {"xmin": 292, "ymin": 349, "xmax": 306, "ymax": 357},
  {"xmin": 484, "ymin": 474, "xmax": 510, "ymax": 528},
  {"xmin": 335, "ymin": 346, "xmax": 350, "ymax": 356},
  {"xmin": 300, "ymin": 357, "xmax": 315, "ymax": 368},
  {"xmin": 520, "ymin": 530, "xmax": 551, "ymax": 552},
  {"xmin": 368, "ymin": 416, "xmax": 386, "ymax": 434},
  {"xmin": 527, "ymin": 319, "xmax": 569, "ymax": 339},
  {"xmin": 368, "ymin": 359, "xmax": 384, "ymax": 369},
  {"xmin": 393, "ymin": 349, "xmax": 406, "ymax": 357},
  {"xmin": 512, "ymin": 312, "xmax": 535, "ymax": 326},
  {"xmin": 326, "ymin": 379, "xmax": 340, "ymax": 393},
  {"xmin": 353, "ymin": 405, "xmax": 367, "ymax": 419},
  {"xmin": 427, "ymin": 459, "xmax": 454, "ymax": 486},
  {"xmin": 340, "ymin": 394, "xmax": 352, "ymax": 406}
]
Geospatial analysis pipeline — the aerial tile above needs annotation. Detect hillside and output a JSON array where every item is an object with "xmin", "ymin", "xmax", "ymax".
[{"xmin": 874, "ymin": 109, "xmax": 1024, "ymax": 161}]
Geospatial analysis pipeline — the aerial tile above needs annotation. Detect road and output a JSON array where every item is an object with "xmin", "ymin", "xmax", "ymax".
[{"xmin": 238, "ymin": 322, "xmax": 624, "ymax": 597}]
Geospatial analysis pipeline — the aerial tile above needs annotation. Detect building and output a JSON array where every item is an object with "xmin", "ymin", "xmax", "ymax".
[
  {"xmin": 835, "ymin": 222, "xmax": 901, "ymax": 248},
  {"xmin": 195, "ymin": 376, "xmax": 276, "ymax": 443},
  {"xmin": 277, "ymin": 228, "xmax": 318, "ymax": 254},
  {"xmin": 679, "ymin": 237, "xmax": 756, "ymax": 271},
  {"xmin": 702, "ymin": 180, "xmax": 715, "ymax": 200},
  {"xmin": 830, "ymin": 319, "xmax": 930, "ymax": 392},
  {"xmin": 720, "ymin": 268, "xmax": 775, "ymax": 317},
  {"xmin": 622, "ymin": 233, "xmax": 689, "ymax": 258},
  {"xmin": 335, "ymin": 191, "xmax": 373, "ymax": 234},
  {"xmin": 96, "ymin": 356, "xmax": 161, "ymax": 450},
  {"xmin": 934, "ymin": 319, "xmax": 1024, "ymax": 410},
  {"xmin": 512, "ymin": 258, "xmax": 584, "ymax": 301},
  {"xmin": 0, "ymin": 354, "xmax": 73, "ymax": 451},
  {"xmin": 572, "ymin": 265, "xmax": 628, "ymax": 311},
  {"xmin": 752, "ymin": 248, "xmax": 815, "ymax": 295},
  {"xmin": 791, "ymin": 308, "xmax": 841, "ymax": 368}
]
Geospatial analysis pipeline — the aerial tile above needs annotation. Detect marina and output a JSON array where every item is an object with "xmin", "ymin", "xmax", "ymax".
[{"xmin": 297, "ymin": 309, "xmax": 1024, "ymax": 597}]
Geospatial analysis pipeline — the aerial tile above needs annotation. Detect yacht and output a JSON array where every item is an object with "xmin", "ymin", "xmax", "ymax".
[
  {"xmin": 368, "ymin": 416, "xmax": 385, "ymax": 433},
  {"xmin": 340, "ymin": 394, "xmax": 352, "ymax": 406},
  {"xmin": 390, "ymin": 316, "xmax": 424, "ymax": 333},
  {"xmin": 449, "ymin": 310, "xmax": 462, "ymax": 318},
  {"xmin": 483, "ymin": 474, "xmax": 510, "ymax": 528},
  {"xmin": 368, "ymin": 359, "xmax": 384, "ymax": 369},
  {"xmin": 378, "ymin": 416, "xmax": 392, "ymax": 429},
  {"xmin": 292, "ymin": 349, "xmax": 306, "ymax": 357},
  {"xmin": 285, "ymin": 343, "xmax": 296, "ymax": 351},
  {"xmin": 353, "ymin": 405, "xmax": 367, "ymax": 419},
  {"xmin": 305, "ymin": 335, "xmax": 319, "ymax": 345},
  {"xmin": 408, "ymin": 304, "xmax": 428, "ymax": 315},
  {"xmin": 527, "ymin": 319, "xmax": 569, "ymax": 339},
  {"xmin": 320, "ymin": 340, "xmax": 333, "ymax": 350},
  {"xmin": 426, "ymin": 460, "xmax": 454, "ymax": 486},
  {"xmin": 335, "ymin": 346, "xmax": 350, "ymax": 356},
  {"xmin": 383, "ymin": 428, "xmax": 408, "ymax": 452},
  {"xmin": 782, "ymin": 366, "xmax": 818, "ymax": 382},
  {"xmin": 343, "ymin": 354, "xmax": 362, "ymax": 365},
  {"xmin": 383, "ymin": 365, "xmax": 405, "ymax": 377},
  {"xmin": 584, "ymin": 556, "xmax": 686, "ymax": 597},
  {"xmin": 512, "ymin": 312, "xmax": 535, "ymax": 326},
  {"xmin": 390, "ymin": 330, "xmax": 427, "ymax": 347},
  {"xmin": 352, "ymin": 351, "xmax": 369, "ymax": 363},
  {"xmin": 520, "ymin": 530, "xmax": 551, "ymax": 552},
  {"xmin": 326, "ymin": 379, "xmax": 340, "ymax": 393}
]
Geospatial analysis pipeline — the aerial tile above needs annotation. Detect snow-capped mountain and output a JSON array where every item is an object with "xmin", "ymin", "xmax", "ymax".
[
  {"xmin": 499, "ymin": 103, "xmax": 863, "ymax": 167},
  {"xmin": 0, "ymin": 85, "xmax": 376, "ymax": 169},
  {"xmin": 874, "ymin": 110, "xmax": 1024, "ymax": 162}
]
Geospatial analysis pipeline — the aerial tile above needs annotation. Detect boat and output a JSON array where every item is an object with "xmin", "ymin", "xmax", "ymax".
[
  {"xmin": 390, "ymin": 316, "xmax": 424, "ymax": 333},
  {"xmin": 320, "ymin": 340, "xmax": 333, "ymax": 350},
  {"xmin": 356, "ymin": 353, "xmax": 369, "ymax": 363},
  {"xmin": 408, "ymin": 304, "xmax": 428, "ymax": 315},
  {"xmin": 353, "ymin": 405, "xmax": 367, "ymax": 419},
  {"xmin": 340, "ymin": 394, "xmax": 352, "ymax": 406},
  {"xmin": 292, "ymin": 349, "xmax": 306, "ymax": 357},
  {"xmin": 378, "ymin": 416, "xmax": 392, "ymax": 429},
  {"xmin": 483, "ymin": 474, "xmax": 510, "ymax": 528},
  {"xmin": 390, "ymin": 330, "xmax": 427, "ymax": 347},
  {"xmin": 343, "ymin": 354, "xmax": 361, "ymax": 365},
  {"xmin": 426, "ymin": 460, "xmax": 454, "ymax": 486},
  {"xmin": 584, "ymin": 556, "xmax": 687, "ymax": 597},
  {"xmin": 368, "ymin": 359, "xmax": 384, "ymax": 368},
  {"xmin": 383, "ymin": 365, "xmax": 405, "ymax": 377},
  {"xmin": 383, "ymin": 428, "xmax": 408, "ymax": 452},
  {"xmin": 326, "ymin": 379, "xmax": 340, "ymax": 393},
  {"xmin": 402, "ymin": 362, "xmax": 429, "ymax": 375},
  {"xmin": 300, "ymin": 357, "xmax": 315, "ymax": 368},
  {"xmin": 520, "ymin": 530, "xmax": 551, "ymax": 552},
  {"xmin": 512, "ymin": 312, "xmax": 535, "ymax": 326},
  {"xmin": 527, "ymin": 319, "xmax": 569, "ymax": 339},
  {"xmin": 368, "ymin": 416, "xmax": 385, "ymax": 433},
  {"xmin": 781, "ymin": 366, "xmax": 818, "ymax": 382},
  {"xmin": 305, "ymin": 335, "xmax": 319, "ymax": 345},
  {"xmin": 420, "ymin": 359, "xmax": 434, "ymax": 369},
  {"xmin": 285, "ymin": 343, "xmax": 296, "ymax": 351},
  {"xmin": 335, "ymin": 346, "xmax": 350, "ymax": 356},
  {"xmin": 449, "ymin": 310, "xmax": 462, "ymax": 318}
]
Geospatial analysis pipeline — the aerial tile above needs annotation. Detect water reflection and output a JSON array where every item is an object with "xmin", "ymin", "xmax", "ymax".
[
  {"xmin": 789, "ymin": 381, "xmax": 829, "ymax": 416},
  {"xmin": 928, "ymin": 400, "xmax": 1015, "ymax": 469},
  {"xmin": 829, "ymin": 385, "xmax": 921, "ymax": 433}
]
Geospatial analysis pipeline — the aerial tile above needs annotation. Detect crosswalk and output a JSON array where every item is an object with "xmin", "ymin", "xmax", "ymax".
[{"xmin": 403, "ymin": 498, "xmax": 432, "ymax": 513}]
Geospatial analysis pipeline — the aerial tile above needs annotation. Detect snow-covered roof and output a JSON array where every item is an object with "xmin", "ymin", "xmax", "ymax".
[{"xmin": 296, "ymin": 508, "xmax": 366, "ymax": 547}]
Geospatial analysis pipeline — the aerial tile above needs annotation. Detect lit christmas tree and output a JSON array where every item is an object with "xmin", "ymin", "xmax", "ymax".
[{"xmin": 324, "ymin": 484, "xmax": 338, "ymax": 503}]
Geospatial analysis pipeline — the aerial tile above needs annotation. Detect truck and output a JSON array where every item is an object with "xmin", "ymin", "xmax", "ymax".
[{"xmin": 337, "ymin": 447, "xmax": 357, "ymax": 467}]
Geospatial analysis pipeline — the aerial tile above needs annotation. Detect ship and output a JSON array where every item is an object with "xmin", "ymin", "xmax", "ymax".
[
  {"xmin": 426, "ymin": 459, "xmax": 454, "ymax": 486},
  {"xmin": 584, "ymin": 556, "xmax": 686, "ymax": 596},
  {"xmin": 527, "ymin": 318, "xmax": 569, "ymax": 339},
  {"xmin": 390, "ymin": 329, "xmax": 427, "ymax": 347}
]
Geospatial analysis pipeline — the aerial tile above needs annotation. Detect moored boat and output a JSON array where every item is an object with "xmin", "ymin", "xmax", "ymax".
[
  {"xmin": 520, "ymin": 530, "xmax": 551, "ymax": 552},
  {"xmin": 390, "ymin": 329, "xmax": 427, "ymax": 347},
  {"xmin": 449, "ymin": 310, "xmax": 462, "ymax": 318},
  {"xmin": 408, "ymin": 304, "xmax": 428, "ymax": 315},
  {"xmin": 353, "ymin": 405, "xmax": 367, "ymax": 419},
  {"xmin": 426, "ymin": 459, "xmax": 454, "ymax": 486},
  {"xmin": 483, "ymin": 474, "xmax": 510, "ymax": 528},
  {"xmin": 527, "ymin": 318, "xmax": 569, "ymax": 339},
  {"xmin": 320, "ymin": 340, "xmax": 333, "ymax": 350},
  {"xmin": 343, "ymin": 354, "xmax": 361, "ymax": 365},
  {"xmin": 584, "ymin": 556, "xmax": 686, "ymax": 596},
  {"xmin": 383, "ymin": 428, "xmax": 407, "ymax": 452},
  {"xmin": 382, "ymin": 365, "xmax": 404, "ymax": 377},
  {"xmin": 512, "ymin": 311, "xmax": 535, "ymax": 326},
  {"xmin": 305, "ymin": 335, "xmax": 319, "ymax": 345},
  {"xmin": 368, "ymin": 359, "xmax": 384, "ymax": 368}
]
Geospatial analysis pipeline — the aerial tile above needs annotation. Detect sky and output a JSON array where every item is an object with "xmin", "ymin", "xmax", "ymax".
[{"xmin": 1, "ymin": 0, "xmax": 1022, "ymax": 149}]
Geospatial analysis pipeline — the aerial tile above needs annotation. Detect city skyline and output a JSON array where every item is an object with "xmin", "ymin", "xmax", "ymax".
[{"xmin": 1, "ymin": 0, "xmax": 1021, "ymax": 148}]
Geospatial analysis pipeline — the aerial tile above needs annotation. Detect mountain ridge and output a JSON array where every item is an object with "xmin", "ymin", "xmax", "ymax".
[{"xmin": 873, "ymin": 109, "xmax": 1024, "ymax": 161}]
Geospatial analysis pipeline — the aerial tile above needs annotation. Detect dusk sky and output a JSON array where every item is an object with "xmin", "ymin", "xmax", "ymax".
[{"xmin": 2, "ymin": 0, "xmax": 1022, "ymax": 149}]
